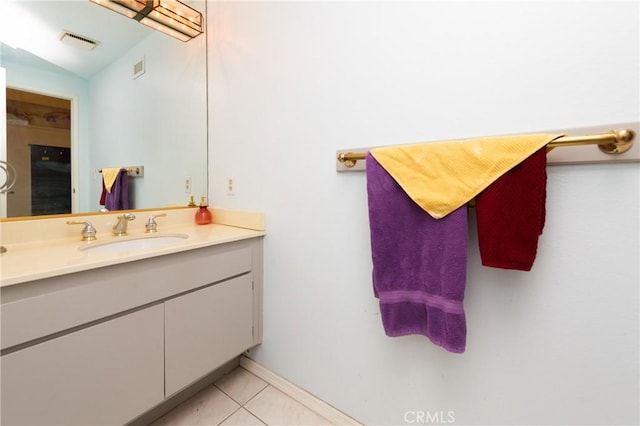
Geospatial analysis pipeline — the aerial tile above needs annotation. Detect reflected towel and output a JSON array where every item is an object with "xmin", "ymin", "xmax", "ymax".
[
  {"xmin": 367, "ymin": 153, "xmax": 468, "ymax": 353},
  {"xmin": 101, "ymin": 167, "xmax": 121, "ymax": 193},
  {"xmin": 370, "ymin": 133, "xmax": 562, "ymax": 219},
  {"xmin": 104, "ymin": 169, "xmax": 129, "ymax": 211},
  {"xmin": 476, "ymin": 147, "xmax": 547, "ymax": 271},
  {"xmin": 99, "ymin": 180, "xmax": 107, "ymax": 206}
]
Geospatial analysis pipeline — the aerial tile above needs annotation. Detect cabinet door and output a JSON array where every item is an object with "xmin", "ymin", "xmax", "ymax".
[
  {"xmin": 1, "ymin": 304, "xmax": 164, "ymax": 426},
  {"xmin": 165, "ymin": 274, "xmax": 254, "ymax": 396}
]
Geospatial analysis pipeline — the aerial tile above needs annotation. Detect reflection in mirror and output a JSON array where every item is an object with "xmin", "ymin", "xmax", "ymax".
[
  {"xmin": 0, "ymin": 0, "xmax": 207, "ymax": 219},
  {"xmin": 6, "ymin": 88, "xmax": 72, "ymax": 216}
]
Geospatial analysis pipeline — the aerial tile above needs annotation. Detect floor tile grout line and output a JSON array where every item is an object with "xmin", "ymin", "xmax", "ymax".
[
  {"xmin": 155, "ymin": 365, "xmax": 339, "ymax": 426},
  {"xmin": 214, "ymin": 367, "xmax": 270, "ymax": 406},
  {"xmin": 213, "ymin": 382, "xmax": 241, "ymax": 406},
  {"xmin": 216, "ymin": 405, "xmax": 243, "ymax": 426},
  {"xmin": 240, "ymin": 357, "xmax": 355, "ymax": 425},
  {"xmin": 243, "ymin": 405, "xmax": 270, "ymax": 426},
  {"xmin": 242, "ymin": 383, "xmax": 271, "ymax": 409},
  {"xmin": 213, "ymin": 368, "xmax": 271, "ymax": 425},
  {"xmin": 241, "ymin": 384, "xmax": 334, "ymax": 426}
]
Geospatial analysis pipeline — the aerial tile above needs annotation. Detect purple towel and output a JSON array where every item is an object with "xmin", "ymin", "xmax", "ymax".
[
  {"xmin": 104, "ymin": 169, "xmax": 129, "ymax": 211},
  {"xmin": 366, "ymin": 153, "xmax": 468, "ymax": 353}
]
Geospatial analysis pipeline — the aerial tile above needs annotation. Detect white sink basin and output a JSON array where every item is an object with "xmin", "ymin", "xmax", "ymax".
[{"xmin": 79, "ymin": 234, "xmax": 188, "ymax": 253}]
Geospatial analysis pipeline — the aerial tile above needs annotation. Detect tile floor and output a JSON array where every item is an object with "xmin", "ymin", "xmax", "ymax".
[{"xmin": 150, "ymin": 366, "xmax": 334, "ymax": 426}]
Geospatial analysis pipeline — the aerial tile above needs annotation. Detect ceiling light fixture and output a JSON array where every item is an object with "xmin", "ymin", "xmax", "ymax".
[{"xmin": 90, "ymin": 0, "xmax": 203, "ymax": 42}]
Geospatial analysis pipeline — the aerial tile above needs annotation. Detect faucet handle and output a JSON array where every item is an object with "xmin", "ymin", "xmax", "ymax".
[
  {"xmin": 67, "ymin": 221, "xmax": 97, "ymax": 241},
  {"xmin": 145, "ymin": 213, "xmax": 167, "ymax": 233}
]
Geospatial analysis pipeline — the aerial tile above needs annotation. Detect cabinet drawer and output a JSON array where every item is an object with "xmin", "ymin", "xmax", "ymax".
[
  {"xmin": 165, "ymin": 274, "xmax": 254, "ymax": 396},
  {"xmin": 0, "ymin": 305, "xmax": 164, "ymax": 426}
]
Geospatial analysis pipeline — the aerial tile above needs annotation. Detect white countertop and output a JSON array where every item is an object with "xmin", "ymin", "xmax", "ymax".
[{"xmin": 0, "ymin": 209, "xmax": 265, "ymax": 288}]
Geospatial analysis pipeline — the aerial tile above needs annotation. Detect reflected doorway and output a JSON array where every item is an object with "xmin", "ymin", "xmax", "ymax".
[{"xmin": 6, "ymin": 88, "xmax": 71, "ymax": 217}]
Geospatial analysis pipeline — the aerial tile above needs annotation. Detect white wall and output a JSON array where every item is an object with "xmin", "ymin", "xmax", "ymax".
[{"xmin": 207, "ymin": 2, "xmax": 639, "ymax": 425}]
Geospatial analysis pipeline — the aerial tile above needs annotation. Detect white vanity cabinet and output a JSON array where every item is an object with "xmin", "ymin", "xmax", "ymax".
[{"xmin": 0, "ymin": 237, "xmax": 263, "ymax": 426}]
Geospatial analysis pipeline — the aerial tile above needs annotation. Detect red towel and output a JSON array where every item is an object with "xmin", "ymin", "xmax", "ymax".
[
  {"xmin": 475, "ymin": 147, "xmax": 547, "ymax": 271},
  {"xmin": 99, "ymin": 180, "xmax": 107, "ymax": 206}
]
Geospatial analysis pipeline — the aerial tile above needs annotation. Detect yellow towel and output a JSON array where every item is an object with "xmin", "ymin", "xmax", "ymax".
[
  {"xmin": 370, "ymin": 133, "xmax": 563, "ymax": 219},
  {"xmin": 101, "ymin": 167, "xmax": 122, "ymax": 193}
]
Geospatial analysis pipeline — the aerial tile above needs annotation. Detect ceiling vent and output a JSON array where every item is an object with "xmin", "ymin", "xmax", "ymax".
[{"xmin": 59, "ymin": 31, "xmax": 99, "ymax": 51}]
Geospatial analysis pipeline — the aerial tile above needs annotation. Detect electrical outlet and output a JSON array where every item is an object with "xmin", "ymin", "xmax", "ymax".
[
  {"xmin": 184, "ymin": 176, "xmax": 192, "ymax": 193},
  {"xmin": 226, "ymin": 176, "xmax": 235, "ymax": 195}
]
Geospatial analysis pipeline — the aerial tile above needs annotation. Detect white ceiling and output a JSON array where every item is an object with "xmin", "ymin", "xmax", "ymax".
[{"xmin": 1, "ymin": 0, "xmax": 154, "ymax": 79}]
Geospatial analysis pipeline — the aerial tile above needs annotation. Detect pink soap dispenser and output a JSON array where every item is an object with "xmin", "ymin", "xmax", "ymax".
[{"xmin": 195, "ymin": 196, "xmax": 212, "ymax": 225}]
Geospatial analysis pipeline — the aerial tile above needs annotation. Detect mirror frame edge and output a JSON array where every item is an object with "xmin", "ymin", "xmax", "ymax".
[{"xmin": 0, "ymin": 205, "xmax": 193, "ymax": 223}]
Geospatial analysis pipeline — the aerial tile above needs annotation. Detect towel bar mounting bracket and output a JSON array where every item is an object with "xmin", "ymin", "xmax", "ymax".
[{"xmin": 596, "ymin": 128, "xmax": 634, "ymax": 154}]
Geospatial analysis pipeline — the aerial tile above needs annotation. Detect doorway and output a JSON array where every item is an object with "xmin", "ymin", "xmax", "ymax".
[{"xmin": 5, "ymin": 88, "xmax": 71, "ymax": 217}]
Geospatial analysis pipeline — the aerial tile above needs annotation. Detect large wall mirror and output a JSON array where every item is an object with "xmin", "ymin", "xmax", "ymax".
[{"xmin": 0, "ymin": 0, "xmax": 207, "ymax": 219}]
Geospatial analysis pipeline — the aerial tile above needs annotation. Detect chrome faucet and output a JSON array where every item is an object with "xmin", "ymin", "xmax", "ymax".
[
  {"xmin": 145, "ymin": 213, "xmax": 167, "ymax": 233},
  {"xmin": 112, "ymin": 213, "xmax": 136, "ymax": 236}
]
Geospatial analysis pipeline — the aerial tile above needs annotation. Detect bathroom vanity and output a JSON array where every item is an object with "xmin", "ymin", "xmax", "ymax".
[{"xmin": 0, "ymin": 208, "xmax": 264, "ymax": 425}]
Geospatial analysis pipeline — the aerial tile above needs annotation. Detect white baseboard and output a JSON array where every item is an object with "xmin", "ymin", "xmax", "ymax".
[{"xmin": 240, "ymin": 356, "xmax": 361, "ymax": 426}]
